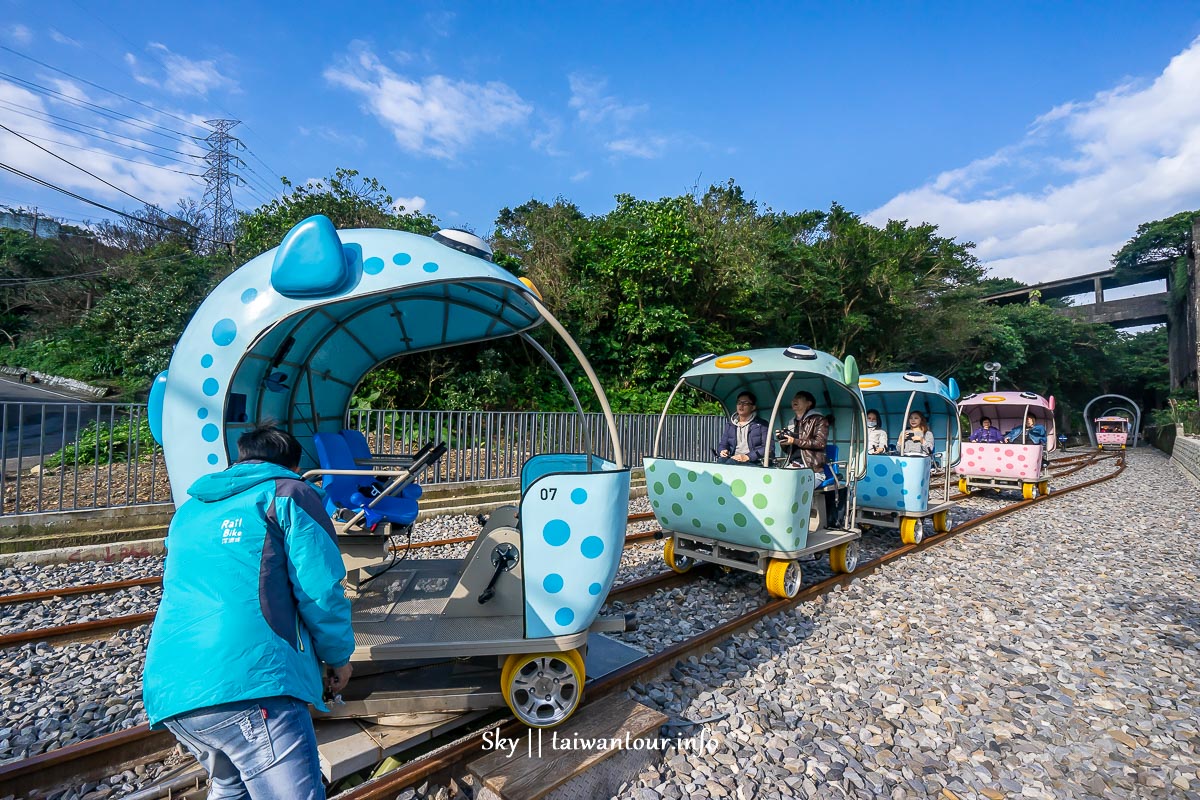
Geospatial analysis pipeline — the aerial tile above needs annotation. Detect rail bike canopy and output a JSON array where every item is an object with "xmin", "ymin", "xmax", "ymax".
[
  {"xmin": 656, "ymin": 345, "xmax": 868, "ymax": 478},
  {"xmin": 857, "ymin": 372, "xmax": 962, "ymax": 467},
  {"xmin": 149, "ymin": 215, "xmax": 622, "ymax": 505},
  {"xmin": 957, "ymin": 390, "xmax": 1057, "ymax": 452}
]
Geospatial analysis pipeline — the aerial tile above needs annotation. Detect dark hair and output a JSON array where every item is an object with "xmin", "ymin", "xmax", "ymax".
[
  {"xmin": 737, "ymin": 391, "xmax": 757, "ymax": 405},
  {"xmin": 236, "ymin": 424, "xmax": 302, "ymax": 469},
  {"xmin": 866, "ymin": 408, "xmax": 881, "ymax": 420},
  {"xmin": 980, "ymin": 416, "xmax": 992, "ymax": 424},
  {"xmin": 792, "ymin": 390, "xmax": 816, "ymax": 407}
]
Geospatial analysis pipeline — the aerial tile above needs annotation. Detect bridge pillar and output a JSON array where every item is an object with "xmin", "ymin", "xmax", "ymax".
[
  {"xmin": 1169, "ymin": 219, "xmax": 1199, "ymax": 393},
  {"xmin": 1094, "ymin": 276, "xmax": 1104, "ymax": 306}
]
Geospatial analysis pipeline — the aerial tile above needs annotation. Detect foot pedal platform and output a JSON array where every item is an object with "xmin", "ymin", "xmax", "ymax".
[{"xmin": 468, "ymin": 696, "xmax": 667, "ymax": 800}]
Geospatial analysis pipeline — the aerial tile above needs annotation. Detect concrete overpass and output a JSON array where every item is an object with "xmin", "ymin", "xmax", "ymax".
[{"xmin": 981, "ymin": 222, "xmax": 1198, "ymax": 391}]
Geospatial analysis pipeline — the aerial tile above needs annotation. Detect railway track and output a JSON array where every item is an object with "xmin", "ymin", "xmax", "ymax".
[{"xmin": 0, "ymin": 450, "xmax": 1123, "ymax": 799}]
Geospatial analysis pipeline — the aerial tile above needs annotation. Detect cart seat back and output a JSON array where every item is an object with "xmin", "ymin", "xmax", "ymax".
[{"xmin": 312, "ymin": 432, "xmax": 420, "ymax": 527}]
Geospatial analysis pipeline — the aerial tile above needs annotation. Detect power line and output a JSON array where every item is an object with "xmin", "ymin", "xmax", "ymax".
[
  {"xmin": 200, "ymin": 119, "xmax": 243, "ymax": 250},
  {"xmin": 0, "ymin": 98, "xmax": 203, "ymax": 161},
  {"xmin": 0, "ymin": 122, "xmax": 189, "ymax": 214},
  {"xmin": 0, "ymin": 45, "xmax": 206, "ymax": 132},
  {"xmin": 0, "ymin": 161, "xmax": 225, "ymax": 244},
  {"xmin": 0, "ymin": 70, "xmax": 200, "ymax": 142},
  {"xmin": 3, "ymin": 127, "xmax": 204, "ymax": 176}
]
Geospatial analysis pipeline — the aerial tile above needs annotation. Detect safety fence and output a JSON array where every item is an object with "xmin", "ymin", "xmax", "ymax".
[{"xmin": 0, "ymin": 403, "xmax": 723, "ymax": 516}]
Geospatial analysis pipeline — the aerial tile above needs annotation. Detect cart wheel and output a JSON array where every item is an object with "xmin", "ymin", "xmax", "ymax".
[
  {"xmin": 899, "ymin": 517, "xmax": 923, "ymax": 545},
  {"xmin": 829, "ymin": 541, "xmax": 860, "ymax": 574},
  {"xmin": 765, "ymin": 559, "xmax": 802, "ymax": 599},
  {"xmin": 1037, "ymin": 480, "xmax": 1049, "ymax": 496},
  {"xmin": 502, "ymin": 651, "xmax": 585, "ymax": 728},
  {"xmin": 663, "ymin": 538, "xmax": 694, "ymax": 573},
  {"xmin": 1022, "ymin": 482, "xmax": 1037, "ymax": 500},
  {"xmin": 957, "ymin": 477, "xmax": 970, "ymax": 496},
  {"xmin": 932, "ymin": 510, "xmax": 951, "ymax": 534}
]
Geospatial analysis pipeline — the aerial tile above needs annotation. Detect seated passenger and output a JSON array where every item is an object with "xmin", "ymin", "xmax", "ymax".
[
  {"xmin": 866, "ymin": 409, "xmax": 888, "ymax": 454},
  {"xmin": 899, "ymin": 411, "xmax": 934, "ymax": 457},
  {"xmin": 1004, "ymin": 414, "xmax": 1047, "ymax": 446},
  {"xmin": 778, "ymin": 391, "xmax": 828, "ymax": 470},
  {"xmin": 969, "ymin": 415, "xmax": 1003, "ymax": 443},
  {"xmin": 716, "ymin": 390, "xmax": 769, "ymax": 465}
]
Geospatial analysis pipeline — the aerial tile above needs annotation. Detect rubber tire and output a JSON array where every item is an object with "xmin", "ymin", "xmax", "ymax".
[
  {"xmin": 829, "ymin": 542, "xmax": 857, "ymax": 574},
  {"xmin": 663, "ymin": 538, "xmax": 693, "ymax": 573},
  {"xmin": 957, "ymin": 477, "xmax": 970, "ymax": 496},
  {"xmin": 1037, "ymin": 480, "xmax": 1049, "ymax": 496},
  {"xmin": 502, "ymin": 651, "xmax": 585, "ymax": 728},
  {"xmin": 765, "ymin": 558, "xmax": 800, "ymax": 599},
  {"xmin": 932, "ymin": 510, "xmax": 951, "ymax": 534},
  {"xmin": 1022, "ymin": 482, "xmax": 1037, "ymax": 500},
  {"xmin": 899, "ymin": 517, "xmax": 923, "ymax": 545}
]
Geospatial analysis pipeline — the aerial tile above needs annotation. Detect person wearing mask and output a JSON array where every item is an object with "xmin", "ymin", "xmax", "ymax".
[
  {"xmin": 716, "ymin": 390, "xmax": 769, "ymax": 465},
  {"xmin": 866, "ymin": 409, "xmax": 888, "ymax": 454},
  {"xmin": 142, "ymin": 424, "xmax": 355, "ymax": 799},
  {"xmin": 969, "ymin": 416, "xmax": 1003, "ymax": 443},
  {"xmin": 779, "ymin": 391, "xmax": 828, "ymax": 470},
  {"xmin": 899, "ymin": 410, "xmax": 935, "ymax": 457}
]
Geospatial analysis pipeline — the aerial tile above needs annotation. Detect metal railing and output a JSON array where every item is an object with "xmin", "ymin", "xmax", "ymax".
[
  {"xmin": 345, "ymin": 409, "xmax": 723, "ymax": 485},
  {"xmin": 0, "ymin": 403, "xmax": 723, "ymax": 516},
  {"xmin": 0, "ymin": 402, "xmax": 168, "ymax": 517}
]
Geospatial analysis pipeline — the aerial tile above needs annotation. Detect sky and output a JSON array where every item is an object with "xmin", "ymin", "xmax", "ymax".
[{"xmin": 1, "ymin": 1, "xmax": 1200, "ymax": 285}]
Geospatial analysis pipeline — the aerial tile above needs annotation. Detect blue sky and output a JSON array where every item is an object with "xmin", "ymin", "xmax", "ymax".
[{"xmin": 2, "ymin": 1, "xmax": 1200, "ymax": 283}]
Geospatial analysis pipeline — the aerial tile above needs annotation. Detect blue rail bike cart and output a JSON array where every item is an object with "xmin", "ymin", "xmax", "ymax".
[
  {"xmin": 645, "ymin": 346, "xmax": 868, "ymax": 599},
  {"xmin": 855, "ymin": 372, "xmax": 962, "ymax": 544},
  {"xmin": 148, "ymin": 216, "xmax": 631, "ymax": 729}
]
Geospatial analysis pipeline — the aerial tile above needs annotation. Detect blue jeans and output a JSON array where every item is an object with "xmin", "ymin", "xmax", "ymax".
[{"xmin": 164, "ymin": 696, "xmax": 325, "ymax": 800}]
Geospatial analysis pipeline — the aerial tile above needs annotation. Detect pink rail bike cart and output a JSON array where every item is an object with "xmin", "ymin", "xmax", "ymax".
[
  {"xmin": 1094, "ymin": 416, "xmax": 1132, "ymax": 449},
  {"xmin": 955, "ymin": 391, "xmax": 1057, "ymax": 500}
]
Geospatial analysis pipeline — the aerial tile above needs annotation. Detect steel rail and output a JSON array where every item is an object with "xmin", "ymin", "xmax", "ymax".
[
  {"xmin": 332, "ymin": 452, "xmax": 1126, "ymax": 799},
  {"xmin": 0, "ymin": 451, "xmax": 1121, "ymax": 797}
]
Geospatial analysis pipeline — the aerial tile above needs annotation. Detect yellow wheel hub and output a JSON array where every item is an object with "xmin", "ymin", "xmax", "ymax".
[
  {"xmin": 1022, "ymin": 482, "xmax": 1036, "ymax": 500},
  {"xmin": 829, "ymin": 541, "xmax": 859, "ymax": 574},
  {"xmin": 1037, "ymin": 480, "xmax": 1049, "ymax": 496},
  {"xmin": 502, "ymin": 651, "xmax": 585, "ymax": 728},
  {"xmin": 899, "ymin": 516, "xmax": 922, "ymax": 545},
  {"xmin": 663, "ymin": 538, "xmax": 694, "ymax": 573},
  {"xmin": 765, "ymin": 558, "xmax": 802, "ymax": 599},
  {"xmin": 932, "ymin": 510, "xmax": 951, "ymax": 534},
  {"xmin": 957, "ymin": 477, "xmax": 970, "ymax": 496}
]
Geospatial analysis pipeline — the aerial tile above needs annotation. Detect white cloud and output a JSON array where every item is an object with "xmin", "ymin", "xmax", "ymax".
[
  {"xmin": 868, "ymin": 35, "xmax": 1200, "ymax": 283},
  {"xmin": 392, "ymin": 195, "xmax": 427, "ymax": 214},
  {"xmin": 0, "ymin": 78, "xmax": 200, "ymax": 210},
  {"xmin": 567, "ymin": 74, "xmax": 646, "ymax": 125},
  {"xmin": 607, "ymin": 136, "xmax": 669, "ymax": 159},
  {"xmin": 126, "ymin": 44, "xmax": 238, "ymax": 97},
  {"xmin": 325, "ymin": 45, "xmax": 531, "ymax": 159},
  {"xmin": 48, "ymin": 29, "xmax": 80, "ymax": 47},
  {"xmin": 531, "ymin": 116, "xmax": 566, "ymax": 157},
  {"xmin": 5, "ymin": 25, "xmax": 33, "ymax": 45},
  {"xmin": 298, "ymin": 125, "xmax": 366, "ymax": 151},
  {"xmin": 570, "ymin": 170, "xmax": 590, "ymax": 182}
]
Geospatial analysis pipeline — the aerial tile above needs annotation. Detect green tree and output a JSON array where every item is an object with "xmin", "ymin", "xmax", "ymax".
[{"xmin": 235, "ymin": 168, "xmax": 439, "ymax": 259}]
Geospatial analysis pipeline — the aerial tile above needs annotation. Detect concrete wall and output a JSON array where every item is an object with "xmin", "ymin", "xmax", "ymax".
[{"xmin": 1171, "ymin": 435, "xmax": 1200, "ymax": 487}]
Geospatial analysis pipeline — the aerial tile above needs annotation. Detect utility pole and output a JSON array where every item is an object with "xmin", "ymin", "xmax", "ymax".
[{"xmin": 201, "ymin": 119, "xmax": 245, "ymax": 254}]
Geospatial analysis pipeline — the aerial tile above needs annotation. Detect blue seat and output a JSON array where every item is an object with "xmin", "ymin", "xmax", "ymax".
[
  {"xmin": 341, "ymin": 428, "xmax": 374, "ymax": 464},
  {"xmin": 818, "ymin": 444, "xmax": 840, "ymax": 489},
  {"xmin": 312, "ymin": 432, "xmax": 420, "ymax": 530}
]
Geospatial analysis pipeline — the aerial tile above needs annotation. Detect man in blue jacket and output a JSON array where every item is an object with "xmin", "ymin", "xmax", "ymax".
[
  {"xmin": 716, "ymin": 390, "xmax": 769, "ymax": 465},
  {"xmin": 143, "ymin": 425, "xmax": 354, "ymax": 799}
]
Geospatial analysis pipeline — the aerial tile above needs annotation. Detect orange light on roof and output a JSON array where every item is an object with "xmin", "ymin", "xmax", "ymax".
[
  {"xmin": 715, "ymin": 355, "xmax": 753, "ymax": 369},
  {"xmin": 983, "ymin": 395, "xmax": 1006, "ymax": 402},
  {"xmin": 858, "ymin": 378, "xmax": 881, "ymax": 388}
]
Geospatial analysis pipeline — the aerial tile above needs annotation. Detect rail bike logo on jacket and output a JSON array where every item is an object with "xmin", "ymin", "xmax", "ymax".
[{"xmin": 220, "ymin": 517, "xmax": 243, "ymax": 545}]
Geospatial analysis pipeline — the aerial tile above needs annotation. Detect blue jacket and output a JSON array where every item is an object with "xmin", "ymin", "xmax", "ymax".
[
  {"xmin": 1004, "ymin": 424, "xmax": 1047, "ymax": 446},
  {"xmin": 969, "ymin": 426, "xmax": 1004, "ymax": 443},
  {"xmin": 143, "ymin": 461, "xmax": 354, "ymax": 726},
  {"xmin": 717, "ymin": 415, "xmax": 769, "ymax": 462}
]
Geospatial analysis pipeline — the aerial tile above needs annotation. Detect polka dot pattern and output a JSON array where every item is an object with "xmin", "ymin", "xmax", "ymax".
[
  {"xmin": 211, "ymin": 319, "xmax": 237, "ymax": 347},
  {"xmin": 859, "ymin": 454, "xmax": 931, "ymax": 512},
  {"xmin": 954, "ymin": 443, "xmax": 1044, "ymax": 481},
  {"xmin": 520, "ymin": 463, "xmax": 630, "ymax": 640},
  {"xmin": 645, "ymin": 457, "xmax": 816, "ymax": 554}
]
